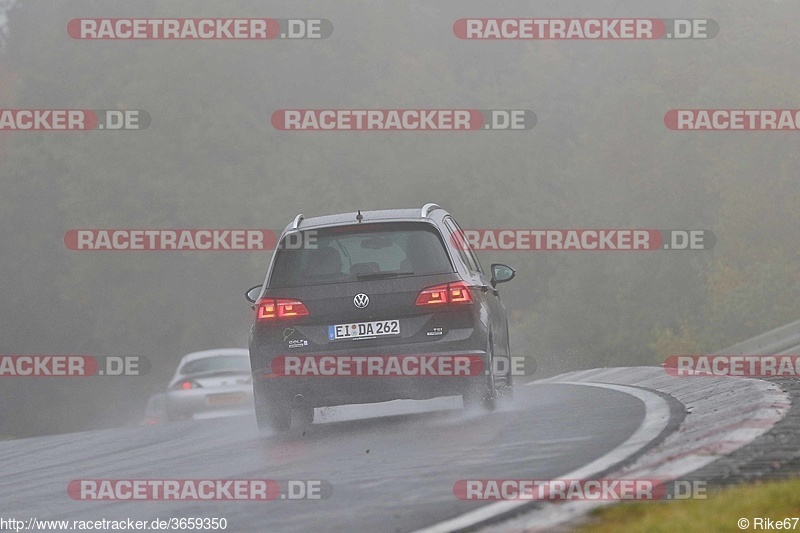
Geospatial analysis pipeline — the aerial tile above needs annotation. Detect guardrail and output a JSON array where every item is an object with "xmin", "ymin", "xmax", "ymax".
[{"xmin": 713, "ymin": 318, "xmax": 800, "ymax": 356}]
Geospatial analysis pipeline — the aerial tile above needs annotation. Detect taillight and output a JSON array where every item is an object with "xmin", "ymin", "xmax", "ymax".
[
  {"xmin": 415, "ymin": 284, "xmax": 449, "ymax": 306},
  {"xmin": 175, "ymin": 380, "xmax": 201, "ymax": 390},
  {"xmin": 257, "ymin": 298, "xmax": 310, "ymax": 320},
  {"xmin": 415, "ymin": 281, "xmax": 473, "ymax": 306},
  {"xmin": 448, "ymin": 281, "xmax": 472, "ymax": 303}
]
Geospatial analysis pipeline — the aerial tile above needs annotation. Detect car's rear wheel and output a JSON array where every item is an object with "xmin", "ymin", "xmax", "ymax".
[
  {"xmin": 165, "ymin": 401, "xmax": 189, "ymax": 422},
  {"xmin": 463, "ymin": 336, "xmax": 497, "ymax": 411},
  {"xmin": 254, "ymin": 386, "xmax": 291, "ymax": 431},
  {"xmin": 256, "ymin": 402, "xmax": 291, "ymax": 432},
  {"xmin": 499, "ymin": 375, "xmax": 514, "ymax": 402},
  {"xmin": 499, "ymin": 348, "xmax": 514, "ymax": 402},
  {"xmin": 293, "ymin": 406, "xmax": 315, "ymax": 427}
]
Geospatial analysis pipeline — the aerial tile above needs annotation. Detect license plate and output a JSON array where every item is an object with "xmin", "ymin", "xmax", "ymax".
[
  {"xmin": 328, "ymin": 320, "xmax": 400, "ymax": 341},
  {"xmin": 206, "ymin": 392, "xmax": 247, "ymax": 406}
]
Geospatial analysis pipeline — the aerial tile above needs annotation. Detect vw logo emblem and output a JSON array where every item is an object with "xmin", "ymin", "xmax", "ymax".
[{"xmin": 353, "ymin": 293, "xmax": 370, "ymax": 308}]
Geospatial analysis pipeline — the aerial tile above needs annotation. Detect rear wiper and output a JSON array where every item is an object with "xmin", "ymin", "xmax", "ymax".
[{"xmin": 356, "ymin": 271, "xmax": 415, "ymax": 280}]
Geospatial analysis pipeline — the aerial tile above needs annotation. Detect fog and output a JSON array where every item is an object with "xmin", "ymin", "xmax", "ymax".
[{"xmin": 1, "ymin": 0, "xmax": 798, "ymax": 436}]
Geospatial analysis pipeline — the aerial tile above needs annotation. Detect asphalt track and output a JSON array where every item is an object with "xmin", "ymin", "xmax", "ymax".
[{"xmin": 0, "ymin": 383, "xmax": 657, "ymax": 532}]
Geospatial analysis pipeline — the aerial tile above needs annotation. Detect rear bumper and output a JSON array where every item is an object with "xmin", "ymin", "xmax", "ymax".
[{"xmin": 165, "ymin": 386, "xmax": 254, "ymax": 420}]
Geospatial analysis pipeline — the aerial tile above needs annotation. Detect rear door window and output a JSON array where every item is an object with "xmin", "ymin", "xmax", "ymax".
[{"xmin": 444, "ymin": 216, "xmax": 483, "ymax": 274}]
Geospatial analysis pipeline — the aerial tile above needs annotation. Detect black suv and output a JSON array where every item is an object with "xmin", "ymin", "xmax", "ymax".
[{"xmin": 245, "ymin": 204, "xmax": 516, "ymax": 431}]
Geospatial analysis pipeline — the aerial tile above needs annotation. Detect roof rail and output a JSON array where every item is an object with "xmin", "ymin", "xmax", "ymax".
[
  {"xmin": 420, "ymin": 203, "xmax": 441, "ymax": 218},
  {"xmin": 291, "ymin": 214, "xmax": 304, "ymax": 229}
]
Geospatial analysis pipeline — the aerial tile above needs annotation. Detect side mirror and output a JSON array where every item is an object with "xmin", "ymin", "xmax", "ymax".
[
  {"xmin": 245, "ymin": 285, "xmax": 263, "ymax": 303},
  {"xmin": 490, "ymin": 264, "xmax": 515, "ymax": 287}
]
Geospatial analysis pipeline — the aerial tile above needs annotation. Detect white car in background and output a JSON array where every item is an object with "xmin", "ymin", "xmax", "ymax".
[{"xmin": 165, "ymin": 349, "xmax": 254, "ymax": 421}]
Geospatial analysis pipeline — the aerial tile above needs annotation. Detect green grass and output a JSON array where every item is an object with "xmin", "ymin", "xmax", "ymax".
[{"xmin": 580, "ymin": 478, "xmax": 800, "ymax": 532}]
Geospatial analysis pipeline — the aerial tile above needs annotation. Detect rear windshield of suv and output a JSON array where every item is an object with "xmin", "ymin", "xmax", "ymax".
[{"xmin": 268, "ymin": 222, "xmax": 454, "ymax": 288}]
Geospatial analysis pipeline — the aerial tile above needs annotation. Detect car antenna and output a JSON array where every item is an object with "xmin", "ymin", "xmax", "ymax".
[{"xmin": 356, "ymin": 210, "xmax": 363, "ymax": 223}]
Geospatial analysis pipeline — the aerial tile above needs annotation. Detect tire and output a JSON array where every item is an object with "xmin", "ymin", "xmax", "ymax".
[
  {"xmin": 499, "ymin": 325, "xmax": 516, "ymax": 402},
  {"xmin": 499, "ymin": 349, "xmax": 514, "ymax": 402},
  {"xmin": 165, "ymin": 400, "xmax": 188, "ymax": 422},
  {"xmin": 256, "ymin": 403, "xmax": 291, "ymax": 432},
  {"xmin": 463, "ymin": 336, "xmax": 497, "ymax": 411},
  {"xmin": 499, "ymin": 380, "xmax": 514, "ymax": 401},
  {"xmin": 293, "ymin": 406, "xmax": 315, "ymax": 427},
  {"xmin": 253, "ymin": 386, "xmax": 291, "ymax": 431}
]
